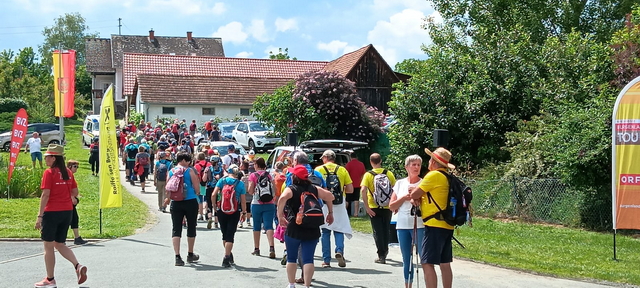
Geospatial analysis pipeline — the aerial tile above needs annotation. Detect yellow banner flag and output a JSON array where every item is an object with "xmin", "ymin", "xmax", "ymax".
[{"xmin": 99, "ymin": 84, "xmax": 123, "ymax": 208}]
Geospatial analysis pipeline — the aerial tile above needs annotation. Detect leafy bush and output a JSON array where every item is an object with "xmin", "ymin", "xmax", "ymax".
[
  {"xmin": 0, "ymin": 166, "xmax": 44, "ymax": 198},
  {"xmin": 0, "ymin": 98, "xmax": 28, "ymax": 113},
  {"xmin": 28, "ymin": 101, "xmax": 55, "ymax": 124}
]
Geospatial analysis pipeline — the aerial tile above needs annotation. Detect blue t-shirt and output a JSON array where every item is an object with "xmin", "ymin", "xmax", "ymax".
[
  {"xmin": 285, "ymin": 164, "xmax": 327, "ymax": 188},
  {"xmin": 215, "ymin": 177, "xmax": 246, "ymax": 202},
  {"xmin": 168, "ymin": 167, "xmax": 197, "ymax": 201}
]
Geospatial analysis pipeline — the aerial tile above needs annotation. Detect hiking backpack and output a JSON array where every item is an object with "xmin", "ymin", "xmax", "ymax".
[
  {"xmin": 308, "ymin": 171, "xmax": 323, "ymax": 188},
  {"xmin": 206, "ymin": 166, "xmax": 222, "ymax": 188},
  {"xmin": 138, "ymin": 154, "xmax": 149, "ymax": 166},
  {"xmin": 156, "ymin": 160, "xmax": 169, "ymax": 181},
  {"xmin": 323, "ymin": 166, "xmax": 343, "ymax": 205},
  {"xmin": 196, "ymin": 161, "xmax": 209, "ymax": 186},
  {"xmin": 166, "ymin": 167, "xmax": 187, "ymax": 201},
  {"xmin": 423, "ymin": 171, "xmax": 473, "ymax": 227},
  {"xmin": 255, "ymin": 171, "xmax": 274, "ymax": 202},
  {"xmin": 292, "ymin": 185, "xmax": 325, "ymax": 228},
  {"xmin": 368, "ymin": 169, "xmax": 392, "ymax": 207},
  {"xmin": 219, "ymin": 179, "xmax": 240, "ymax": 215},
  {"xmin": 126, "ymin": 144, "xmax": 138, "ymax": 160}
]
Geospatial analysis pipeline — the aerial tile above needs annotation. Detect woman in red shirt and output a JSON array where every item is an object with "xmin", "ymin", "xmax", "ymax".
[{"xmin": 34, "ymin": 145, "xmax": 88, "ymax": 288}]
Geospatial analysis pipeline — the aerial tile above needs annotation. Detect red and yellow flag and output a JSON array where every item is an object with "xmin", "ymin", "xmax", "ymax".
[{"xmin": 52, "ymin": 50, "xmax": 76, "ymax": 118}]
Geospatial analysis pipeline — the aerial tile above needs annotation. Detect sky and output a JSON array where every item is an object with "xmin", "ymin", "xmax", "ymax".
[{"xmin": 0, "ymin": 0, "xmax": 441, "ymax": 67}]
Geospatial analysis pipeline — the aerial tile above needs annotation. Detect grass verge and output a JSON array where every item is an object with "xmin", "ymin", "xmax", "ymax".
[
  {"xmin": 0, "ymin": 119, "xmax": 148, "ymax": 239},
  {"xmin": 351, "ymin": 216, "xmax": 640, "ymax": 285}
]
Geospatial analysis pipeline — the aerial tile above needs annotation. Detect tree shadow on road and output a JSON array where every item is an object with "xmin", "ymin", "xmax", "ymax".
[
  {"xmin": 233, "ymin": 264, "xmax": 279, "ymax": 273},
  {"xmin": 120, "ymin": 238, "xmax": 169, "ymax": 247}
]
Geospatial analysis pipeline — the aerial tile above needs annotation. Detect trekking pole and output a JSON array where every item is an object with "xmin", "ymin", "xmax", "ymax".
[{"xmin": 413, "ymin": 210, "xmax": 420, "ymax": 288}]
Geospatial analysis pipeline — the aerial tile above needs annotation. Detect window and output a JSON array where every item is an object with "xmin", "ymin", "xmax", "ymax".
[
  {"xmin": 202, "ymin": 107, "xmax": 216, "ymax": 115},
  {"xmin": 240, "ymin": 108, "xmax": 250, "ymax": 116},
  {"xmin": 162, "ymin": 107, "xmax": 175, "ymax": 114}
]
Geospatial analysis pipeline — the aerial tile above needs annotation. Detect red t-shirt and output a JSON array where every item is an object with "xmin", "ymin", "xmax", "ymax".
[
  {"xmin": 345, "ymin": 158, "xmax": 366, "ymax": 188},
  {"xmin": 40, "ymin": 167, "xmax": 77, "ymax": 211},
  {"xmin": 204, "ymin": 121, "xmax": 212, "ymax": 131}
]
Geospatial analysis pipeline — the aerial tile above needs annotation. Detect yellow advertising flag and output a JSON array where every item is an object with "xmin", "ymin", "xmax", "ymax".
[{"xmin": 99, "ymin": 84, "xmax": 123, "ymax": 208}]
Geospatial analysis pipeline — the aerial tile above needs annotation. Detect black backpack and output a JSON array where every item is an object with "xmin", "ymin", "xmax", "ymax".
[
  {"xmin": 423, "ymin": 171, "xmax": 473, "ymax": 227},
  {"xmin": 255, "ymin": 171, "xmax": 274, "ymax": 202},
  {"xmin": 290, "ymin": 184, "xmax": 324, "ymax": 228},
  {"xmin": 126, "ymin": 144, "xmax": 138, "ymax": 159},
  {"xmin": 323, "ymin": 165, "xmax": 343, "ymax": 205}
]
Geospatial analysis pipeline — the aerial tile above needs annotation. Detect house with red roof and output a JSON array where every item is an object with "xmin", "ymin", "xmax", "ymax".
[{"xmin": 124, "ymin": 44, "xmax": 409, "ymax": 123}]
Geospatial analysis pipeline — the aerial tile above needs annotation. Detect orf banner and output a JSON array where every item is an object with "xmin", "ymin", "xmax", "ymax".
[
  {"xmin": 52, "ymin": 49, "xmax": 76, "ymax": 118},
  {"xmin": 612, "ymin": 76, "xmax": 640, "ymax": 230},
  {"xmin": 8, "ymin": 108, "xmax": 28, "ymax": 185},
  {"xmin": 99, "ymin": 85, "xmax": 122, "ymax": 208}
]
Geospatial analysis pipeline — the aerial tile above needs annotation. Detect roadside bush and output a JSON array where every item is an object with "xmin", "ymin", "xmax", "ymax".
[
  {"xmin": 0, "ymin": 166, "xmax": 43, "ymax": 198},
  {"xmin": 0, "ymin": 98, "xmax": 28, "ymax": 113}
]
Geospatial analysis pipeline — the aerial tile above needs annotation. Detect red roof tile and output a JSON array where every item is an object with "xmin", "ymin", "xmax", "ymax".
[
  {"xmin": 135, "ymin": 74, "xmax": 291, "ymax": 105},
  {"xmin": 323, "ymin": 45, "xmax": 371, "ymax": 76},
  {"xmin": 124, "ymin": 53, "xmax": 327, "ymax": 95}
]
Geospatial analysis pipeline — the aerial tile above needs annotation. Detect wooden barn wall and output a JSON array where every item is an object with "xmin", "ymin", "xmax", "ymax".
[{"xmin": 347, "ymin": 50, "xmax": 398, "ymax": 113}]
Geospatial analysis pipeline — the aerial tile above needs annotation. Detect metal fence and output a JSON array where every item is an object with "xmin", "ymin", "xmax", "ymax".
[{"xmin": 468, "ymin": 177, "xmax": 582, "ymax": 227}]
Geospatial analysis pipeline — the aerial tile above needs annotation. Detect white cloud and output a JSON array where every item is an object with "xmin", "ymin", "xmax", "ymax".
[
  {"xmin": 263, "ymin": 45, "xmax": 279, "ymax": 58},
  {"xmin": 372, "ymin": 0, "xmax": 432, "ymax": 12},
  {"xmin": 211, "ymin": 2, "xmax": 226, "ymax": 15},
  {"xmin": 317, "ymin": 40, "xmax": 355, "ymax": 57},
  {"xmin": 366, "ymin": 9, "xmax": 432, "ymax": 66},
  {"xmin": 144, "ymin": 0, "xmax": 223, "ymax": 15},
  {"xmin": 300, "ymin": 33, "xmax": 313, "ymax": 40},
  {"xmin": 234, "ymin": 51, "xmax": 253, "ymax": 58},
  {"xmin": 275, "ymin": 17, "xmax": 298, "ymax": 32},
  {"xmin": 213, "ymin": 21, "xmax": 247, "ymax": 44},
  {"xmin": 247, "ymin": 19, "xmax": 269, "ymax": 42}
]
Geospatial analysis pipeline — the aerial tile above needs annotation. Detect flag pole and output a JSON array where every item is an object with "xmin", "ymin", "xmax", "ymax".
[{"xmin": 613, "ymin": 229, "xmax": 618, "ymax": 261}]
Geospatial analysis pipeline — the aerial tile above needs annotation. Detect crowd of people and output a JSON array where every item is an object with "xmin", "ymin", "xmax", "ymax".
[{"xmin": 33, "ymin": 117, "xmax": 460, "ymax": 288}]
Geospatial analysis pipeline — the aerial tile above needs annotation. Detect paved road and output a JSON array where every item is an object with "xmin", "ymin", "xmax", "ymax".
[{"xmin": 0, "ymin": 167, "xmax": 623, "ymax": 288}]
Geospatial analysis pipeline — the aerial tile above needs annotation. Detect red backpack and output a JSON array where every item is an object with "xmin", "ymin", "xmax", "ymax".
[
  {"xmin": 166, "ymin": 167, "xmax": 186, "ymax": 201},
  {"xmin": 218, "ymin": 178, "xmax": 240, "ymax": 215}
]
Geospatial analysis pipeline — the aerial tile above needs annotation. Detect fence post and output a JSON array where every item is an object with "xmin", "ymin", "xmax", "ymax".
[{"xmin": 511, "ymin": 175, "xmax": 518, "ymax": 216}]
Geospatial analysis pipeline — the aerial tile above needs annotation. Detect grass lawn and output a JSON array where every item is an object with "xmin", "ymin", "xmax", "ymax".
[
  {"xmin": 351, "ymin": 216, "xmax": 640, "ymax": 285},
  {"xmin": 0, "ymin": 119, "xmax": 148, "ymax": 239}
]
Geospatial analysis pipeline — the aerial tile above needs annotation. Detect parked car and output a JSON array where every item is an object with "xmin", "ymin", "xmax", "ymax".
[
  {"xmin": 0, "ymin": 123, "xmax": 65, "ymax": 151},
  {"xmin": 195, "ymin": 140, "xmax": 248, "ymax": 157},
  {"xmin": 265, "ymin": 139, "xmax": 368, "ymax": 171},
  {"xmin": 82, "ymin": 115, "xmax": 100, "ymax": 146},
  {"xmin": 193, "ymin": 122, "xmax": 238, "ymax": 145},
  {"xmin": 232, "ymin": 121, "xmax": 280, "ymax": 152}
]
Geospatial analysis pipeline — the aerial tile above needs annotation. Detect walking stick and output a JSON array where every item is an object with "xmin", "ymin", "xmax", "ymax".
[{"xmin": 412, "ymin": 207, "xmax": 420, "ymax": 288}]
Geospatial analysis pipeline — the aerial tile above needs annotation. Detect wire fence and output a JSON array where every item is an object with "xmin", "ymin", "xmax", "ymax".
[{"xmin": 468, "ymin": 177, "xmax": 582, "ymax": 227}]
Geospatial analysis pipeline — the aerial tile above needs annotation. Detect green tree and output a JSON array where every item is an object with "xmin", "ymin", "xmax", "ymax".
[
  {"xmin": 268, "ymin": 48, "xmax": 297, "ymax": 60},
  {"xmin": 39, "ymin": 12, "xmax": 99, "ymax": 67}
]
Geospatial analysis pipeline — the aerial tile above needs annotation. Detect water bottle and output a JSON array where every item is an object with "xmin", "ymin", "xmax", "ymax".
[
  {"xmin": 296, "ymin": 204, "xmax": 304, "ymax": 225},
  {"xmin": 450, "ymin": 197, "xmax": 457, "ymax": 218}
]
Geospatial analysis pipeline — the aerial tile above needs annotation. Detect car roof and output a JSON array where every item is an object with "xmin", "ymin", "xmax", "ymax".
[{"xmin": 86, "ymin": 115, "xmax": 100, "ymax": 120}]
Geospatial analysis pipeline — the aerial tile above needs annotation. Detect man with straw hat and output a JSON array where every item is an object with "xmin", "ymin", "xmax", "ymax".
[{"xmin": 410, "ymin": 147, "xmax": 455, "ymax": 288}]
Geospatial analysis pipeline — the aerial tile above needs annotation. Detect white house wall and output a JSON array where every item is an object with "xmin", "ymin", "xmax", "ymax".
[
  {"xmin": 91, "ymin": 74, "xmax": 115, "ymax": 114},
  {"xmin": 145, "ymin": 104, "xmax": 254, "ymax": 124}
]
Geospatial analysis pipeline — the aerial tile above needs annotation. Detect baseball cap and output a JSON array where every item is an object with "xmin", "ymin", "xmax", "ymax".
[
  {"xmin": 322, "ymin": 149, "xmax": 335, "ymax": 158},
  {"xmin": 228, "ymin": 144, "xmax": 235, "ymax": 150},
  {"xmin": 291, "ymin": 165, "xmax": 309, "ymax": 180}
]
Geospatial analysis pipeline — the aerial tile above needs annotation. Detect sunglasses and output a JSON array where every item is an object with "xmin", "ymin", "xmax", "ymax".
[{"xmin": 71, "ymin": 165, "xmax": 79, "ymax": 168}]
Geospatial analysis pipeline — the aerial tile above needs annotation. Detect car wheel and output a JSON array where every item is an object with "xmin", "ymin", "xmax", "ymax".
[
  {"xmin": 249, "ymin": 139, "xmax": 255, "ymax": 152},
  {"xmin": 49, "ymin": 140, "xmax": 60, "ymax": 145},
  {"xmin": 2, "ymin": 142, "xmax": 9, "ymax": 152}
]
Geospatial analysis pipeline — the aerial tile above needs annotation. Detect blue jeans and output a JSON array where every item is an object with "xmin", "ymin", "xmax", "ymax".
[
  {"xmin": 398, "ymin": 228, "xmax": 424, "ymax": 283},
  {"xmin": 251, "ymin": 203, "xmax": 275, "ymax": 231},
  {"xmin": 321, "ymin": 228, "xmax": 344, "ymax": 263}
]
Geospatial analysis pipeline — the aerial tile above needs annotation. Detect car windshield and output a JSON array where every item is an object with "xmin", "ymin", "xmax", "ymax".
[
  {"xmin": 219, "ymin": 125, "xmax": 235, "ymax": 133},
  {"xmin": 249, "ymin": 123, "xmax": 270, "ymax": 132},
  {"xmin": 215, "ymin": 145, "xmax": 246, "ymax": 156}
]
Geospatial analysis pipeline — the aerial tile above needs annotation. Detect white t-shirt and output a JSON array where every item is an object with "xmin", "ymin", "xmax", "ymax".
[
  {"xmin": 392, "ymin": 177, "xmax": 425, "ymax": 230},
  {"xmin": 222, "ymin": 153, "xmax": 239, "ymax": 168},
  {"xmin": 26, "ymin": 137, "xmax": 42, "ymax": 153}
]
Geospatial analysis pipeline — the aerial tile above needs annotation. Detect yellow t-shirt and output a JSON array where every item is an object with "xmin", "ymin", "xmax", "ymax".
[
  {"xmin": 418, "ymin": 168, "xmax": 454, "ymax": 230},
  {"xmin": 360, "ymin": 168, "xmax": 396, "ymax": 209},
  {"xmin": 315, "ymin": 162, "xmax": 352, "ymax": 200}
]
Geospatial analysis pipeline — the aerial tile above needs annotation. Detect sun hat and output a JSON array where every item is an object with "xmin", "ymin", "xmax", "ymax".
[
  {"xmin": 424, "ymin": 147, "xmax": 455, "ymax": 169},
  {"xmin": 291, "ymin": 165, "xmax": 309, "ymax": 180},
  {"xmin": 44, "ymin": 144, "xmax": 64, "ymax": 156},
  {"xmin": 321, "ymin": 149, "xmax": 335, "ymax": 158}
]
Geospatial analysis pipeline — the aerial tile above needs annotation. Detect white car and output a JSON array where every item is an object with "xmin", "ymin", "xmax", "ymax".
[{"xmin": 231, "ymin": 121, "xmax": 280, "ymax": 152}]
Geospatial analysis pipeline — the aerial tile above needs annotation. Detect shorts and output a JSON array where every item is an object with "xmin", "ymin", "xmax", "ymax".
[
  {"xmin": 420, "ymin": 226, "xmax": 453, "ymax": 265},
  {"xmin": 41, "ymin": 210, "xmax": 72, "ymax": 243},
  {"xmin": 346, "ymin": 187, "xmax": 361, "ymax": 202},
  {"xmin": 31, "ymin": 151, "xmax": 43, "ymax": 162},
  {"xmin": 244, "ymin": 203, "xmax": 251, "ymax": 214},
  {"xmin": 139, "ymin": 168, "xmax": 149, "ymax": 182},
  {"xmin": 126, "ymin": 160, "xmax": 135, "ymax": 171},
  {"xmin": 197, "ymin": 195, "xmax": 205, "ymax": 203}
]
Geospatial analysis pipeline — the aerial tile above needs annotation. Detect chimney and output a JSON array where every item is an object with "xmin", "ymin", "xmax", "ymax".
[
  {"xmin": 148, "ymin": 29, "xmax": 155, "ymax": 42},
  {"xmin": 187, "ymin": 31, "xmax": 193, "ymax": 42}
]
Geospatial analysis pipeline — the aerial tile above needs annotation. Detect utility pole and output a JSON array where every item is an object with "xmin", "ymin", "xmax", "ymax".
[{"xmin": 118, "ymin": 18, "xmax": 122, "ymax": 35}]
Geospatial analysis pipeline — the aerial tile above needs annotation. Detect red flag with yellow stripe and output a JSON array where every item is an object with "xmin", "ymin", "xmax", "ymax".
[{"xmin": 52, "ymin": 50, "xmax": 76, "ymax": 118}]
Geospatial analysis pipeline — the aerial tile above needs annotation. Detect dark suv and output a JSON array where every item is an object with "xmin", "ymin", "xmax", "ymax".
[
  {"xmin": 0, "ymin": 123, "xmax": 65, "ymax": 151},
  {"xmin": 265, "ymin": 139, "xmax": 368, "ymax": 171}
]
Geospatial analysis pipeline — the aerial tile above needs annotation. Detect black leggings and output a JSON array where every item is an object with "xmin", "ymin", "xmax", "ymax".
[
  {"xmin": 89, "ymin": 155, "xmax": 99, "ymax": 174},
  {"xmin": 70, "ymin": 205, "xmax": 79, "ymax": 229},
  {"xmin": 170, "ymin": 198, "xmax": 199, "ymax": 238},
  {"xmin": 218, "ymin": 211, "xmax": 240, "ymax": 243},
  {"xmin": 205, "ymin": 187, "xmax": 215, "ymax": 213}
]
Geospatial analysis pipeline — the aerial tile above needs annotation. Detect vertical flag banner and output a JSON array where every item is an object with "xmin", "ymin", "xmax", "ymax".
[
  {"xmin": 7, "ymin": 108, "xmax": 29, "ymax": 185},
  {"xmin": 99, "ymin": 85, "xmax": 122, "ymax": 208},
  {"xmin": 612, "ymin": 76, "xmax": 640, "ymax": 230},
  {"xmin": 53, "ymin": 49, "xmax": 76, "ymax": 118}
]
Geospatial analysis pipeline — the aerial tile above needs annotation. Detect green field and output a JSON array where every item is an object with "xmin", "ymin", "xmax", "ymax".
[{"xmin": 0, "ymin": 120, "xmax": 148, "ymax": 239}]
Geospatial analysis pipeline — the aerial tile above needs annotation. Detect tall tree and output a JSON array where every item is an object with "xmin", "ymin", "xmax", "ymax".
[
  {"xmin": 39, "ymin": 12, "xmax": 99, "ymax": 67},
  {"xmin": 268, "ymin": 48, "xmax": 297, "ymax": 60}
]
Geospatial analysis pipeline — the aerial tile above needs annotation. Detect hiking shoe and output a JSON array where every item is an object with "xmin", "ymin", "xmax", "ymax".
[
  {"xmin": 34, "ymin": 277, "xmax": 56, "ymax": 288},
  {"xmin": 197, "ymin": 215, "xmax": 203, "ymax": 221},
  {"xmin": 251, "ymin": 249, "xmax": 260, "ymax": 256},
  {"xmin": 187, "ymin": 253, "xmax": 200, "ymax": 263},
  {"xmin": 281, "ymin": 253, "xmax": 287, "ymax": 265},
  {"xmin": 175, "ymin": 255, "xmax": 185, "ymax": 266},
  {"xmin": 247, "ymin": 221, "xmax": 252, "ymax": 227},
  {"xmin": 269, "ymin": 250, "xmax": 276, "ymax": 259},
  {"xmin": 74, "ymin": 237, "xmax": 88, "ymax": 245},
  {"xmin": 321, "ymin": 262, "xmax": 331, "ymax": 268},
  {"xmin": 238, "ymin": 223, "xmax": 243, "ymax": 228},
  {"xmin": 336, "ymin": 253, "xmax": 346, "ymax": 267},
  {"xmin": 229, "ymin": 253, "xmax": 235, "ymax": 265},
  {"xmin": 76, "ymin": 264, "xmax": 87, "ymax": 284},
  {"xmin": 214, "ymin": 223, "xmax": 219, "ymax": 229},
  {"xmin": 207, "ymin": 218, "xmax": 213, "ymax": 229},
  {"xmin": 222, "ymin": 256, "xmax": 231, "ymax": 268},
  {"xmin": 375, "ymin": 257, "xmax": 386, "ymax": 264}
]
